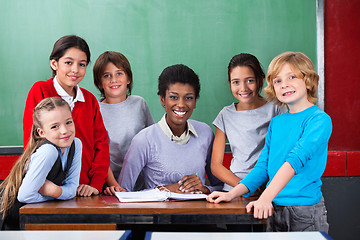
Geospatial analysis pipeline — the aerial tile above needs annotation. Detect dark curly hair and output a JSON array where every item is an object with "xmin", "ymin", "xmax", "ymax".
[{"xmin": 157, "ymin": 64, "xmax": 200, "ymax": 99}]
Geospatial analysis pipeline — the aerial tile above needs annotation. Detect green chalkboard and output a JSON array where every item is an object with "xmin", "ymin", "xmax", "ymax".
[{"xmin": 0, "ymin": 0, "xmax": 317, "ymax": 146}]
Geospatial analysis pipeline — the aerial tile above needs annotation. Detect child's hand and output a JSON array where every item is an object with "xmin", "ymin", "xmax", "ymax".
[
  {"xmin": 77, "ymin": 184, "xmax": 100, "ymax": 197},
  {"xmin": 103, "ymin": 184, "xmax": 126, "ymax": 196},
  {"xmin": 246, "ymin": 198, "xmax": 273, "ymax": 219},
  {"xmin": 206, "ymin": 191, "xmax": 232, "ymax": 203}
]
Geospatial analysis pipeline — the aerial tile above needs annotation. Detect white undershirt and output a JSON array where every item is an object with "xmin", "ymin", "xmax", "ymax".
[{"xmin": 53, "ymin": 76, "xmax": 85, "ymax": 110}]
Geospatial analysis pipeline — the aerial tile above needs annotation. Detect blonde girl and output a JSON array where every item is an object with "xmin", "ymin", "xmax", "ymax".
[{"xmin": 1, "ymin": 97, "xmax": 82, "ymax": 229}]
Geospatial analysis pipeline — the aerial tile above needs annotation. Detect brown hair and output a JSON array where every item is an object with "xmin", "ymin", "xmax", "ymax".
[
  {"xmin": 228, "ymin": 53, "xmax": 265, "ymax": 96},
  {"xmin": 264, "ymin": 51, "xmax": 319, "ymax": 106},
  {"xmin": 93, "ymin": 51, "xmax": 133, "ymax": 98},
  {"xmin": 0, "ymin": 97, "xmax": 70, "ymax": 217},
  {"xmin": 49, "ymin": 35, "xmax": 91, "ymax": 77}
]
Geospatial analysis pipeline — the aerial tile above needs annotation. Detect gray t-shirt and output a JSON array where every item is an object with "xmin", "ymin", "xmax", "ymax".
[
  {"xmin": 99, "ymin": 95, "xmax": 154, "ymax": 180},
  {"xmin": 213, "ymin": 101, "xmax": 285, "ymax": 191}
]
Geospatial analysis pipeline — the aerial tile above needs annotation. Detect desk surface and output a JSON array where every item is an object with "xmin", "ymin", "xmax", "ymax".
[
  {"xmin": 149, "ymin": 232, "xmax": 332, "ymax": 240},
  {"xmin": 20, "ymin": 195, "xmax": 252, "ymax": 215},
  {"xmin": 0, "ymin": 231, "xmax": 125, "ymax": 240}
]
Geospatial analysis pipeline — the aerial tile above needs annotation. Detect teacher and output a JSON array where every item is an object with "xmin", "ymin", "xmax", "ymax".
[{"xmin": 118, "ymin": 64, "xmax": 223, "ymax": 193}]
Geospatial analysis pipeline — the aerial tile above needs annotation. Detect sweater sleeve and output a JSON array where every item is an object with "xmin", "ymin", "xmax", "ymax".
[
  {"xmin": 118, "ymin": 132, "xmax": 149, "ymax": 192},
  {"xmin": 241, "ymin": 122, "xmax": 272, "ymax": 197},
  {"xmin": 58, "ymin": 138, "xmax": 82, "ymax": 200},
  {"xmin": 23, "ymin": 79, "xmax": 58, "ymax": 147},
  {"xmin": 285, "ymin": 113, "xmax": 332, "ymax": 174},
  {"xmin": 17, "ymin": 144, "xmax": 58, "ymax": 203},
  {"xmin": 87, "ymin": 97, "xmax": 110, "ymax": 191},
  {"xmin": 23, "ymin": 83, "xmax": 45, "ymax": 147}
]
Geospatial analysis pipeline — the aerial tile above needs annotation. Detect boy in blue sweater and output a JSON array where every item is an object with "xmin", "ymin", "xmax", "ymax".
[{"xmin": 207, "ymin": 52, "xmax": 332, "ymax": 233}]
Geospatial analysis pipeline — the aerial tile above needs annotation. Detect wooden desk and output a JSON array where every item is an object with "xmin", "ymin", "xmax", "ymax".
[{"xmin": 20, "ymin": 195, "xmax": 267, "ymax": 231}]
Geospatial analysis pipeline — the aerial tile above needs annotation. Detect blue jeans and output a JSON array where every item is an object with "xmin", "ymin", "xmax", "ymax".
[{"xmin": 272, "ymin": 197, "xmax": 329, "ymax": 233}]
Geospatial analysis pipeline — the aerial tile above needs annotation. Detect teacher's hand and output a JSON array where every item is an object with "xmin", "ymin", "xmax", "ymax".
[{"xmin": 178, "ymin": 174, "xmax": 210, "ymax": 194}]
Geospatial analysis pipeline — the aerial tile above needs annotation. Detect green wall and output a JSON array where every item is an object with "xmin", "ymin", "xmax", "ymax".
[{"xmin": 0, "ymin": 0, "xmax": 317, "ymax": 146}]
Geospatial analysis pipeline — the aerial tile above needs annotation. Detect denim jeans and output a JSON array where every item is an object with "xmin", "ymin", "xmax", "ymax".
[{"xmin": 272, "ymin": 197, "xmax": 329, "ymax": 233}]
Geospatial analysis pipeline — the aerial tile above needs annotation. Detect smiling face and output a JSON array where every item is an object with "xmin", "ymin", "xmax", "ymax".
[
  {"xmin": 37, "ymin": 106, "xmax": 75, "ymax": 153},
  {"xmin": 50, "ymin": 47, "xmax": 88, "ymax": 97},
  {"xmin": 230, "ymin": 66, "xmax": 262, "ymax": 110},
  {"xmin": 101, "ymin": 62, "xmax": 130, "ymax": 104},
  {"xmin": 273, "ymin": 63, "xmax": 313, "ymax": 113},
  {"xmin": 160, "ymin": 83, "xmax": 196, "ymax": 136}
]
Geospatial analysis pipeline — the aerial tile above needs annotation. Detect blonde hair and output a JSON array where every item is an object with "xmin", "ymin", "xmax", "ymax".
[
  {"xmin": 264, "ymin": 51, "xmax": 319, "ymax": 106},
  {"xmin": 0, "ymin": 97, "xmax": 70, "ymax": 217}
]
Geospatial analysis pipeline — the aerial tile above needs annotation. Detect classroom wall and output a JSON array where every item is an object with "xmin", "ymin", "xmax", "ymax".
[
  {"xmin": 322, "ymin": 1, "xmax": 360, "ymax": 239},
  {"xmin": 0, "ymin": 0, "xmax": 317, "ymax": 146},
  {"xmin": 325, "ymin": 0, "xmax": 360, "ymax": 151},
  {"xmin": 0, "ymin": 1, "xmax": 359, "ymax": 239}
]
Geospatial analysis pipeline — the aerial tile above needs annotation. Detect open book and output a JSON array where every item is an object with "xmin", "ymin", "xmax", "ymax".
[{"xmin": 115, "ymin": 188, "xmax": 208, "ymax": 202}]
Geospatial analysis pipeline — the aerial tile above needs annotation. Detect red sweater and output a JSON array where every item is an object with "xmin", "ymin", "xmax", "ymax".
[{"xmin": 23, "ymin": 79, "xmax": 110, "ymax": 191}]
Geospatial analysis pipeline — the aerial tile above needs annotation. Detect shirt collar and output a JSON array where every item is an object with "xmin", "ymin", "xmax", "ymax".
[
  {"xmin": 158, "ymin": 114, "xmax": 198, "ymax": 145},
  {"xmin": 53, "ymin": 76, "xmax": 85, "ymax": 110}
]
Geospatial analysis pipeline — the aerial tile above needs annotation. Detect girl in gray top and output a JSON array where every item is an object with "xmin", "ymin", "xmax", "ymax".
[
  {"xmin": 93, "ymin": 51, "xmax": 154, "ymax": 195},
  {"xmin": 211, "ymin": 54, "xmax": 285, "ymax": 192}
]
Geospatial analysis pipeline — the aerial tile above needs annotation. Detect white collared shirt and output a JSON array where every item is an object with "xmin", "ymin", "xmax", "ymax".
[
  {"xmin": 158, "ymin": 114, "xmax": 198, "ymax": 145},
  {"xmin": 53, "ymin": 76, "xmax": 85, "ymax": 110}
]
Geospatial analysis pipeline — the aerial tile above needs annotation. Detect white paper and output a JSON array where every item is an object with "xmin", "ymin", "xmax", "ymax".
[
  {"xmin": 115, "ymin": 189, "xmax": 208, "ymax": 202},
  {"xmin": 167, "ymin": 192, "xmax": 208, "ymax": 200},
  {"xmin": 115, "ymin": 189, "xmax": 168, "ymax": 202}
]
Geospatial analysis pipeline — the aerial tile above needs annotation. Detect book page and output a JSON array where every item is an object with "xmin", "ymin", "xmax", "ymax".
[
  {"xmin": 115, "ymin": 189, "xmax": 168, "ymax": 202},
  {"xmin": 115, "ymin": 188, "xmax": 208, "ymax": 202},
  {"xmin": 167, "ymin": 192, "xmax": 208, "ymax": 200}
]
